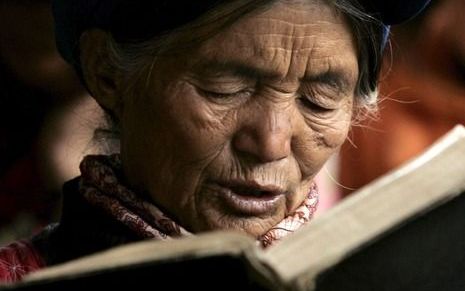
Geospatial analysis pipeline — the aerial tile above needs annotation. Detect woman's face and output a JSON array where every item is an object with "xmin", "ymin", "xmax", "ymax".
[{"xmin": 120, "ymin": 1, "xmax": 358, "ymax": 237}]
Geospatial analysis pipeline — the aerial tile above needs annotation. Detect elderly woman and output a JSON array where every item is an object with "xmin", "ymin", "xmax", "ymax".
[{"xmin": 0, "ymin": 0, "xmax": 429, "ymax": 282}]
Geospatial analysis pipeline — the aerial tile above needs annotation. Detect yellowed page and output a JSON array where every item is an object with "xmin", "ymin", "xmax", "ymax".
[{"xmin": 264, "ymin": 125, "xmax": 465, "ymax": 291}]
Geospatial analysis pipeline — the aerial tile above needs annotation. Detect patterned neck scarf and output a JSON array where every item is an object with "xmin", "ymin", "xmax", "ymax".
[{"xmin": 79, "ymin": 155, "xmax": 318, "ymax": 247}]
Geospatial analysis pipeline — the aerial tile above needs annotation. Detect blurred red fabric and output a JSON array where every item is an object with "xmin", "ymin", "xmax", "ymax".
[
  {"xmin": 0, "ymin": 240, "xmax": 44, "ymax": 283},
  {"xmin": 340, "ymin": 0, "xmax": 465, "ymax": 194}
]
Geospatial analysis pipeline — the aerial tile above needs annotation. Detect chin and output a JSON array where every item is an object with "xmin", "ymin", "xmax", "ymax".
[{"xmin": 193, "ymin": 208, "xmax": 284, "ymax": 238}]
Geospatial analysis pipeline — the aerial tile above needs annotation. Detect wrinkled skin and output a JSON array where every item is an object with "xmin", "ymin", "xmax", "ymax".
[{"xmin": 86, "ymin": 0, "xmax": 359, "ymax": 237}]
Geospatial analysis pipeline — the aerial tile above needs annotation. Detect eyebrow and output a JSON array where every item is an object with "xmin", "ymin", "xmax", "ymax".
[
  {"xmin": 191, "ymin": 59, "xmax": 354, "ymax": 93},
  {"xmin": 191, "ymin": 60, "xmax": 281, "ymax": 80},
  {"xmin": 302, "ymin": 70, "xmax": 353, "ymax": 94}
]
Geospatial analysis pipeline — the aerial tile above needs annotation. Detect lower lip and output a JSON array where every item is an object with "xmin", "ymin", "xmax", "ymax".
[{"xmin": 209, "ymin": 184, "xmax": 285, "ymax": 216}]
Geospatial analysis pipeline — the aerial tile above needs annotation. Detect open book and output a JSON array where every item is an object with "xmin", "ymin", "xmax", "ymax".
[{"xmin": 2, "ymin": 125, "xmax": 465, "ymax": 291}]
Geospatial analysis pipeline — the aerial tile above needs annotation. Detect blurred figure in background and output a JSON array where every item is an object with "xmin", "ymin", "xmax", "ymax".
[
  {"xmin": 339, "ymin": 0, "xmax": 465, "ymax": 195},
  {"xmin": 0, "ymin": 0, "xmax": 100, "ymax": 243}
]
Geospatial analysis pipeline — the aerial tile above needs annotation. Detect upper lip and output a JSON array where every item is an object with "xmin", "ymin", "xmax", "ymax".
[{"xmin": 216, "ymin": 179, "xmax": 286, "ymax": 197}]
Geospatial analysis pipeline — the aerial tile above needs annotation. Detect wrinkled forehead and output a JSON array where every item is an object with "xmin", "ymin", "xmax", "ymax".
[
  {"xmin": 156, "ymin": 1, "xmax": 353, "ymax": 60},
  {"xmin": 189, "ymin": 1, "xmax": 358, "ymax": 82},
  {"xmin": 224, "ymin": 1, "xmax": 352, "ymax": 50},
  {"xmin": 53, "ymin": 0, "xmax": 431, "ymax": 67}
]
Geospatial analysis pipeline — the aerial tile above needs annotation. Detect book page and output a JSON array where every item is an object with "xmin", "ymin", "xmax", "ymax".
[
  {"xmin": 264, "ymin": 125, "xmax": 465, "ymax": 291},
  {"xmin": 24, "ymin": 232, "xmax": 262, "ymax": 281}
]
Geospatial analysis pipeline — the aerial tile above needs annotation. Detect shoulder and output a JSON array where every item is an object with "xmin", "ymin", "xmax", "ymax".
[
  {"xmin": 0, "ymin": 239, "xmax": 45, "ymax": 283},
  {"xmin": 31, "ymin": 178, "xmax": 140, "ymax": 266}
]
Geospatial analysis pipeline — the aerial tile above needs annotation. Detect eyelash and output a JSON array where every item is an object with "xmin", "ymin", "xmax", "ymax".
[
  {"xmin": 197, "ymin": 85, "xmax": 336, "ymax": 114},
  {"xmin": 297, "ymin": 93, "xmax": 334, "ymax": 114},
  {"xmin": 198, "ymin": 88, "xmax": 253, "ymax": 100}
]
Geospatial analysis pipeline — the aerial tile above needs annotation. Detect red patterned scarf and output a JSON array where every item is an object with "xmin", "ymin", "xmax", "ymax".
[{"xmin": 79, "ymin": 155, "xmax": 318, "ymax": 247}]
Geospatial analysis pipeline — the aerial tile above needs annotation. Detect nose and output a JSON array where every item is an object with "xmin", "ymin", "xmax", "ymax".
[{"xmin": 233, "ymin": 104, "xmax": 292, "ymax": 163}]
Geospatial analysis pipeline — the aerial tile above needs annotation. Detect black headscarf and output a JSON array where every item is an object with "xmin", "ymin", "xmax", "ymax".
[{"xmin": 53, "ymin": 0, "xmax": 431, "ymax": 67}]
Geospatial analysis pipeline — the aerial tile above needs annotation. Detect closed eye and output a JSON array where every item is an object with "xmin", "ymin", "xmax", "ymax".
[
  {"xmin": 297, "ymin": 95, "xmax": 335, "ymax": 114},
  {"xmin": 197, "ymin": 87, "xmax": 253, "ymax": 100}
]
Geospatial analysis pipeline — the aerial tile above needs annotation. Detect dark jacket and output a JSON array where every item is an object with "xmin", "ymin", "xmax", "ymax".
[{"xmin": 0, "ymin": 177, "xmax": 142, "ymax": 282}]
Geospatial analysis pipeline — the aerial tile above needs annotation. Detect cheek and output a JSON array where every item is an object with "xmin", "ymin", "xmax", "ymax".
[
  {"xmin": 160, "ymin": 81, "xmax": 237, "ymax": 157},
  {"xmin": 293, "ymin": 107, "xmax": 352, "ymax": 177},
  {"xmin": 309, "ymin": 98, "xmax": 353, "ymax": 148},
  {"xmin": 321, "ymin": 110, "xmax": 353, "ymax": 147},
  {"xmin": 122, "ymin": 79, "xmax": 237, "ymax": 193},
  {"xmin": 120, "ymin": 80, "xmax": 238, "ymax": 213}
]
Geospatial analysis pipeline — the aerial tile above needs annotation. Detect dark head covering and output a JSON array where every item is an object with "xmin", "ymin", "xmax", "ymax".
[
  {"xmin": 53, "ymin": 0, "xmax": 431, "ymax": 72},
  {"xmin": 359, "ymin": 0, "xmax": 431, "ymax": 25}
]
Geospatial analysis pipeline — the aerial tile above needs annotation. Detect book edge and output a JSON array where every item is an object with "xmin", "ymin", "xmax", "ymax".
[{"xmin": 263, "ymin": 124, "xmax": 465, "ymax": 290}]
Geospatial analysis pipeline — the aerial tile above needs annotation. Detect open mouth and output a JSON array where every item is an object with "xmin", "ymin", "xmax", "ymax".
[
  {"xmin": 212, "ymin": 180, "xmax": 286, "ymax": 215},
  {"xmin": 227, "ymin": 185, "xmax": 281, "ymax": 198}
]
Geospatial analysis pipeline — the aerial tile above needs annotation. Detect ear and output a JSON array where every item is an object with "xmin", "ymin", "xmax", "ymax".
[{"xmin": 79, "ymin": 29, "xmax": 123, "ymax": 118}]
